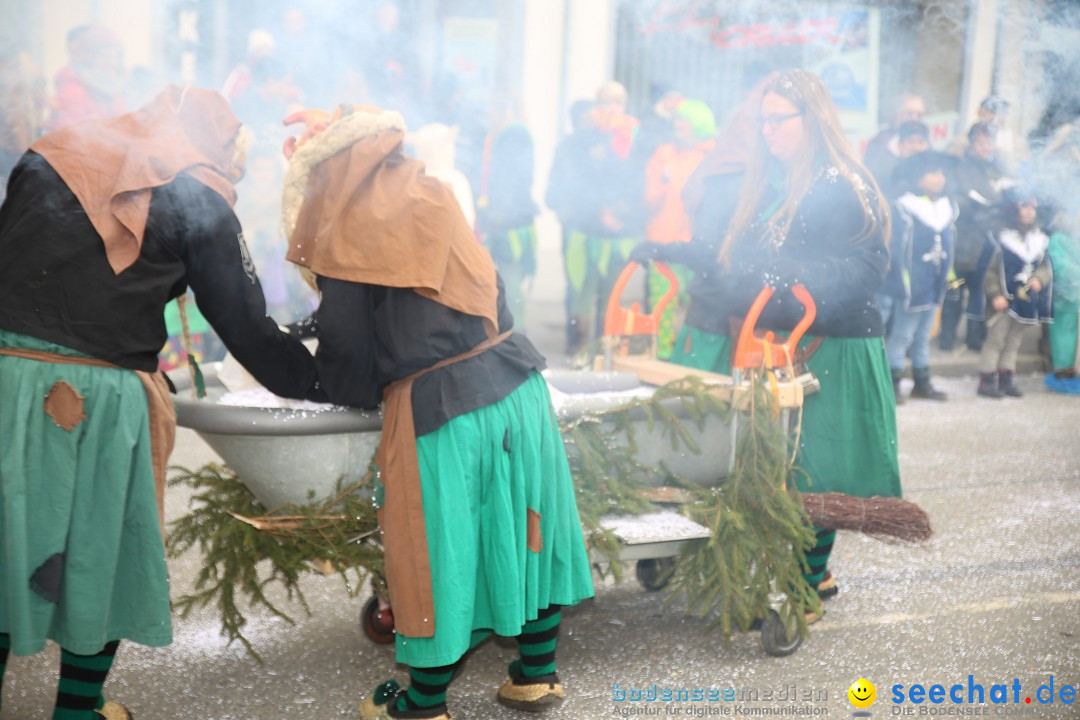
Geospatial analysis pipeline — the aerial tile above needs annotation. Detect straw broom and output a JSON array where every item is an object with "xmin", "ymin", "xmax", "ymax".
[{"xmin": 802, "ymin": 492, "xmax": 932, "ymax": 542}]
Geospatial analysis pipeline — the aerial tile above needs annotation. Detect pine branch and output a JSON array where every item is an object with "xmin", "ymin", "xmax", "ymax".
[
  {"xmin": 166, "ymin": 464, "xmax": 381, "ymax": 660},
  {"xmin": 166, "ymin": 373, "xmax": 818, "ymax": 655},
  {"xmin": 664, "ymin": 373, "xmax": 821, "ymax": 643}
]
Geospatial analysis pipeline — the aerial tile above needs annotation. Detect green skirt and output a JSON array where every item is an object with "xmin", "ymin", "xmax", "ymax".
[
  {"xmin": 395, "ymin": 371, "xmax": 595, "ymax": 667},
  {"xmin": 1049, "ymin": 298, "xmax": 1078, "ymax": 370},
  {"xmin": 670, "ymin": 326, "xmax": 902, "ymax": 499},
  {"xmin": 0, "ymin": 329, "xmax": 172, "ymax": 655}
]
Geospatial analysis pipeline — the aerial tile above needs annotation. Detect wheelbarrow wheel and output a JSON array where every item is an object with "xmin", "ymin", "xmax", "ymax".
[
  {"xmin": 635, "ymin": 558, "xmax": 674, "ymax": 592},
  {"xmin": 361, "ymin": 596, "xmax": 396, "ymax": 645},
  {"xmin": 760, "ymin": 609, "xmax": 802, "ymax": 657}
]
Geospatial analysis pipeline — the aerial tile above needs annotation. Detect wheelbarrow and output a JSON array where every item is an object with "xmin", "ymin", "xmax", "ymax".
[
  {"xmin": 597, "ymin": 260, "xmax": 818, "ymax": 656},
  {"xmin": 168, "ymin": 360, "xmax": 733, "ymax": 646},
  {"xmin": 168, "ymin": 265, "xmax": 815, "ymax": 654}
]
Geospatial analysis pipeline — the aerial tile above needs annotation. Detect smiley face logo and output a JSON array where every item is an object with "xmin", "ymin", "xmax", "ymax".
[{"xmin": 848, "ymin": 678, "xmax": 876, "ymax": 708}]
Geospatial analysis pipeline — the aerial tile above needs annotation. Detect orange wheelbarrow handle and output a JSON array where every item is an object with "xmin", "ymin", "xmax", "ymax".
[
  {"xmin": 732, "ymin": 284, "xmax": 816, "ymax": 370},
  {"xmin": 603, "ymin": 260, "xmax": 679, "ymax": 338}
]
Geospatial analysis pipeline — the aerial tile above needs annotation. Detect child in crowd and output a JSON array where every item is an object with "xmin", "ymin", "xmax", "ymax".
[
  {"xmin": 976, "ymin": 191, "xmax": 1053, "ymax": 398},
  {"xmin": 881, "ymin": 151, "xmax": 957, "ymax": 402}
]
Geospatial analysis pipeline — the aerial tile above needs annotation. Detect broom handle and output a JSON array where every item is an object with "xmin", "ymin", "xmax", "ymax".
[{"xmin": 177, "ymin": 293, "xmax": 199, "ymax": 399}]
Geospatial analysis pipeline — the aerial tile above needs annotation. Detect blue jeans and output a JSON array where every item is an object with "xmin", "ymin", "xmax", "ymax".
[
  {"xmin": 887, "ymin": 307, "xmax": 935, "ymax": 370},
  {"xmin": 876, "ymin": 294, "xmax": 897, "ymax": 339}
]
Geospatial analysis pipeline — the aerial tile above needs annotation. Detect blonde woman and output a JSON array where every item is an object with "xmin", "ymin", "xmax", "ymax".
[{"xmin": 662, "ymin": 69, "xmax": 903, "ymax": 612}]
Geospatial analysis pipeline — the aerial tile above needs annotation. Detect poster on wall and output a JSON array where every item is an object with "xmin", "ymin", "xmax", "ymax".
[
  {"xmin": 634, "ymin": 2, "xmax": 881, "ymax": 138},
  {"xmin": 441, "ymin": 16, "xmax": 497, "ymax": 107},
  {"xmin": 803, "ymin": 7, "xmax": 880, "ymax": 136}
]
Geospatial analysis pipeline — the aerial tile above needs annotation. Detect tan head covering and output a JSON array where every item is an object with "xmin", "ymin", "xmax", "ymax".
[
  {"xmin": 282, "ymin": 106, "xmax": 499, "ymax": 338},
  {"xmin": 31, "ymin": 85, "xmax": 241, "ymax": 274}
]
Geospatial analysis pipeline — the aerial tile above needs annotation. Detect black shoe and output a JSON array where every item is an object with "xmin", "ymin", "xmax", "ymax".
[
  {"xmin": 910, "ymin": 385, "xmax": 948, "ymax": 400},
  {"xmin": 998, "ymin": 369, "xmax": 1023, "ymax": 397},
  {"xmin": 359, "ymin": 681, "xmax": 451, "ymax": 720},
  {"xmin": 911, "ymin": 368, "xmax": 947, "ymax": 400},
  {"xmin": 977, "ymin": 372, "xmax": 1003, "ymax": 398},
  {"xmin": 816, "ymin": 571, "xmax": 839, "ymax": 599}
]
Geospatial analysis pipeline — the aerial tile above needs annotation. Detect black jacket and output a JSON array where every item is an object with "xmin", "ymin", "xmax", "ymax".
[
  {"xmin": 951, "ymin": 151, "xmax": 1010, "ymax": 272},
  {"xmin": 545, "ymin": 126, "xmax": 643, "ymax": 237},
  {"xmin": 305, "ymin": 275, "xmax": 546, "ymax": 436},
  {"xmin": 682, "ymin": 168, "xmax": 888, "ymax": 337},
  {"xmin": 0, "ymin": 151, "xmax": 322, "ymax": 400}
]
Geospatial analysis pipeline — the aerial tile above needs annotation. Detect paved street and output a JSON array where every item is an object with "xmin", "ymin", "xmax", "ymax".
[
  {"xmin": 3, "ymin": 359, "xmax": 1078, "ymax": 719},
  {"xmin": 2, "ymin": 232, "xmax": 1077, "ymax": 718}
]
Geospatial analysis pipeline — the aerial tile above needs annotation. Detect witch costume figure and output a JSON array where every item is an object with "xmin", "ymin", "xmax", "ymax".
[
  {"xmin": 279, "ymin": 104, "xmax": 595, "ymax": 720},
  {"xmin": 0, "ymin": 86, "xmax": 323, "ymax": 719}
]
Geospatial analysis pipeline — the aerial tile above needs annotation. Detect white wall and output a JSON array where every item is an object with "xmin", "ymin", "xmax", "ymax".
[
  {"xmin": 562, "ymin": 0, "xmax": 616, "ymax": 125},
  {"xmin": 958, "ymin": 0, "xmax": 999, "ymax": 130},
  {"xmin": 521, "ymin": 0, "xmax": 567, "ymax": 215},
  {"xmin": 521, "ymin": 0, "xmax": 617, "ymax": 210},
  {"xmin": 520, "ymin": 0, "xmax": 618, "ymax": 312}
]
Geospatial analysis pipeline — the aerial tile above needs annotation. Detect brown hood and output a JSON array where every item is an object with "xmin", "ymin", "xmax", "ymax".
[
  {"xmin": 31, "ymin": 85, "xmax": 240, "ymax": 274},
  {"xmin": 283, "ymin": 107, "xmax": 499, "ymax": 338}
]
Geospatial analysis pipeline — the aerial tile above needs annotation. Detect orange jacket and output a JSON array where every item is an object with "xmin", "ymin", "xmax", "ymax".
[{"xmin": 644, "ymin": 139, "xmax": 715, "ymax": 244}]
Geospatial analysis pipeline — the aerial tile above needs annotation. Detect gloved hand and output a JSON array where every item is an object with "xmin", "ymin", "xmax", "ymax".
[{"xmin": 628, "ymin": 241, "xmax": 668, "ymax": 265}]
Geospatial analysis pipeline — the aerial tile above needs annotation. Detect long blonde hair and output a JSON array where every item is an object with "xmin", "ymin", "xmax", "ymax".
[{"xmin": 719, "ymin": 69, "xmax": 890, "ymax": 268}]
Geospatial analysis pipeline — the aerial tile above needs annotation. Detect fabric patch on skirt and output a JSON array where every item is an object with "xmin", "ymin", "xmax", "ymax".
[
  {"xmin": 43, "ymin": 381, "xmax": 86, "ymax": 431},
  {"xmin": 29, "ymin": 552, "xmax": 66, "ymax": 603},
  {"xmin": 527, "ymin": 508, "xmax": 542, "ymax": 553}
]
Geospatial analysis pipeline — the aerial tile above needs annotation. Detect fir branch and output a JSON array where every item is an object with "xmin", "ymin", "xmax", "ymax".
[
  {"xmin": 563, "ymin": 375, "xmax": 741, "ymax": 578},
  {"xmin": 167, "ymin": 373, "xmax": 821, "ymax": 655},
  {"xmin": 664, "ymin": 373, "xmax": 821, "ymax": 643},
  {"xmin": 166, "ymin": 464, "xmax": 381, "ymax": 660}
]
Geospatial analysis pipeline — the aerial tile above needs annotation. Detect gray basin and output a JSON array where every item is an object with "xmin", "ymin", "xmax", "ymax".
[{"xmin": 171, "ymin": 367, "xmax": 731, "ymax": 509}]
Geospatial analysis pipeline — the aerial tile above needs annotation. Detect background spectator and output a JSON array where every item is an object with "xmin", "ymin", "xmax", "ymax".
[
  {"xmin": 222, "ymin": 29, "xmax": 302, "ymax": 131},
  {"xmin": 0, "ymin": 47, "xmax": 44, "ymax": 201},
  {"xmin": 640, "ymin": 98, "xmax": 716, "ymax": 358},
  {"xmin": 939, "ymin": 121, "xmax": 1014, "ymax": 352},
  {"xmin": 976, "ymin": 191, "xmax": 1052, "ymax": 398},
  {"xmin": 46, "ymin": 25, "xmax": 125, "ymax": 132},
  {"xmin": 862, "ymin": 91, "xmax": 924, "ymax": 194}
]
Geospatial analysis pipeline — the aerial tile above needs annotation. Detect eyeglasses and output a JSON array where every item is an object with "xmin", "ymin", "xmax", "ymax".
[{"xmin": 760, "ymin": 112, "xmax": 802, "ymax": 130}]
